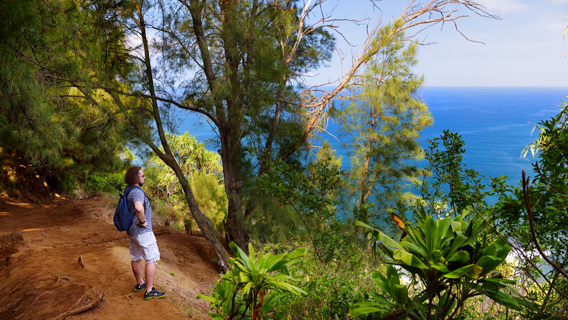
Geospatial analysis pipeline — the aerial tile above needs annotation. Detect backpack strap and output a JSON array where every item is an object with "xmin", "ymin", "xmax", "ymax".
[
  {"xmin": 124, "ymin": 186, "xmax": 142, "ymax": 197},
  {"xmin": 123, "ymin": 186, "xmax": 147, "ymax": 211}
]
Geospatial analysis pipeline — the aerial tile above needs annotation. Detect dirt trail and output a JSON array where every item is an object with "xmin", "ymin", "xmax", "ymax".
[{"xmin": 0, "ymin": 195, "xmax": 219, "ymax": 320}]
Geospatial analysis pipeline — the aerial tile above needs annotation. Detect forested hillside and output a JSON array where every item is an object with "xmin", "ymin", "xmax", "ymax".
[{"xmin": 1, "ymin": 0, "xmax": 567, "ymax": 319}]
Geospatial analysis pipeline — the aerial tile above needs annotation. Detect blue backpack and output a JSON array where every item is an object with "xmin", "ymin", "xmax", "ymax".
[{"xmin": 113, "ymin": 186, "xmax": 143, "ymax": 232}]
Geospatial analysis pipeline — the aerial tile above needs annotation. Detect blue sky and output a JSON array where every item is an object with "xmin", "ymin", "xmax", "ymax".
[{"xmin": 307, "ymin": 0, "xmax": 568, "ymax": 87}]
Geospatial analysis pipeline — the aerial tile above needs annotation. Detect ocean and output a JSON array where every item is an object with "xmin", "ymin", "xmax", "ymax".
[{"xmin": 177, "ymin": 87, "xmax": 568, "ymax": 190}]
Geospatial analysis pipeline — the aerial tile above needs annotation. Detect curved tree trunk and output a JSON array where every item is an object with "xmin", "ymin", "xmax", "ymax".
[{"xmin": 133, "ymin": 2, "xmax": 230, "ymax": 271}]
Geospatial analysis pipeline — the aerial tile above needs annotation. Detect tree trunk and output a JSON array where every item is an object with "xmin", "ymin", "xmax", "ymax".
[
  {"xmin": 219, "ymin": 127, "xmax": 248, "ymax": 252},
  {"xmin": 134, "ymin": 2, "xmax": 230, "ymax": 271}
]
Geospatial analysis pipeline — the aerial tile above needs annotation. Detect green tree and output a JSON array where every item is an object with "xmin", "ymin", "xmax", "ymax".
[
  {"xmin": 351, "ymin": 132, "xmax": 543, "ymax": 320},
  {"xmin": 497, "ymin": 103, "xmax": 568, "ymax": 316},
  {"xmin": 144, "ymin": 132, "xmax": 226, "ymax": 233},
  {"xmin": 82, "ymin": 0, "xmax": 497, "ymax": 268},
  {"xmin": 0, "ymin": 0, "xmax": 132, "ymax": 196},
  {"xmin": 257, "ymin": 142, "xmax": 344, "ymax": 263},
  {"xmin": 189, "ymin": 170, "xmax": 228, "ymax": 235},
  {"xmin": 333, "ymin": 21, "xmax": 432, "ymax": 226}
]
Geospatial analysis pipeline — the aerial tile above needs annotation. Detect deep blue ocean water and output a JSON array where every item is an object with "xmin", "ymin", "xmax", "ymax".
[{"xmin": 177, "ymin": 87, "xmax": 567, "ymax": 189}]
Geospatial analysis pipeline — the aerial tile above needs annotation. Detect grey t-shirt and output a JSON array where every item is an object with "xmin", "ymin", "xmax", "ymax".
[{"xmin": 126, "ymin": 187, "xmax": 152, "ymax": 236}]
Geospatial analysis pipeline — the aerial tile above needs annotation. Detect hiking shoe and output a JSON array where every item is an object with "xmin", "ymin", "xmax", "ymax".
[
  {"xmin": 134, "ymin": 281, "xmax": 147, "ymax": 292},
  {"xmin": 144, "ymin": 287, "xmax": 166, "ymax": 300}
]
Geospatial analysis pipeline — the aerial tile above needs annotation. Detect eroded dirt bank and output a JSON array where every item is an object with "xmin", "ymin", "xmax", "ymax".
[{"xmin": 0, "ymin": 195, "xmax": 219, "ymax": 320}]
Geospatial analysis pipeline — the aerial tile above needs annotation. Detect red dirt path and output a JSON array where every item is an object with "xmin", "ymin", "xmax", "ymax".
[{"xmin": 0, "ymin": 195, "xmax": 219, "ymax": 319}]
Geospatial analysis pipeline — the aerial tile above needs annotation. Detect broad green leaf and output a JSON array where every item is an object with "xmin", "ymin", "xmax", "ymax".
[
  {"xmin": 446, "ymin": 232, "xmax": 467, "ymax": 259},
  {"xmin": 425, "ymin": 216, "xmax": 439, "ymax": 252},
  {"xmin": 392, "ymin": 284, "xmax": 409, "ymax": 305},
  {"xmin": 232, "ymin": 260, "xmax": 249, "ymax": 274},
  {"xmin": 430, "ymin": 249, "xmax": 443, "ymax": 262},
  {"xmin": 238, "ymin": 271, "xmax": 251, "ymax": 283},
  {"xmin": 257, "ymin": 253, "xmax": 270, "ymax": 270},
  {"xmin": 430, "ymin": 261, "xmax": 451, "ymax": 273},
  {"xmin": 350, "ymin": 306, "xmax": 385, "ymax": 318},
  {"xmin": 437, "ymin": 217, "xmax": 452, "ymax": 240},
  {"xmin": 378, "ymin": 242, "xmax": 394, "ymax": 258},
  {"xmin": 267, "ymin": 280, "xmax": 307, "ymax": 296},
  {"xmin": 406, "ymin": 225, "xmax": 429, "ymax": 255},
  {"xmin": 451, "ymin": 221, "xmax": 462, "ymax": 233},
  {"xmin": 482, "ymin": 278, "xmax": 516, "ymax": 285},
  {"xmin": 514, "ymin": 295, "xmax": 541, "ymax": 312},
  {"xmin": 468, "ymin": 264, "xmax": 483, "ymax": 279},
  {"xmin": 387, "ymin": 261, "xmax": 428, "ymax": 279},
  {"xmin": 196, "ymin": 294, "xmax": 215, "ymax": 302},
  {"xmin": 476, "ymin": 255, "xmax": 504, "ymax": 277},
  {"xmin": 386, "ymin": 265, "xmax": 401, "ymax": 285},
  {"xmin": 229, "ymin": 242, "xmax": 251, "ymax": 270},
  {"xmin": 448, "ymin": 250, "xmax": 470, "ymax": 265},
  {"xmin": 371, "ymin": 269, "xmax": 391, "ymax": 295},
  {"xmin": 443, "ymin": 264, "xmax": 483, "ymax": 279},
  {"xmin": 260, "ymin": 292, "xmax": 285, "ymax": 314},
  {"xmin": 263, "ymin": 253, "xmax": 286, "ymax": 272},
  {"xmin": 495, "ymin": 242, "xmax": 512, "ymax": 261},
  {"xmin": 286, "ymin": 247, "xmax": 307, "ymax": 260},
  {"xmin": 242, "ymin": 282, "xmax": 253, "ymax": 296},
  {"xmin": 248, "ymin": 243, "xmax": 255, "ymax": 262},
  {"xmin": 484, "ymin": 290, "xmax": 522, "ymax": 311},
  {"xmin": 355, "ymin": 221, "xmax": 404, "ymax": 249},
  {"xmin": 393, "ymin": 249, "xmax": 429, "ymax": 269},
  {"xmin": 439, "ymin": 233, "xmax": 456, "ymax": 250},
  {"xmin": 461, "ymin": 224, "xmax": 487, "ymax": 248},
  {"xmin": 481, "ymin": 241, "xmax": 498, "ymax": 257},
  {"xmin": 401, "ymin": 239, "xmax": 428, "ymax": 258},
  {"xmin": 545, "ymin": 205, "xmax": 559, "ymax": 212}
]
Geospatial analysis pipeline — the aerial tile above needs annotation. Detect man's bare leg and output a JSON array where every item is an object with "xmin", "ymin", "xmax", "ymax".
[
  {"xmin": 146, "ymin": 261, "xmax": 157, "ymax": 290},
  {"xmin": 132, "ymin": 260, "xmax": 144, "ymax": 285}
]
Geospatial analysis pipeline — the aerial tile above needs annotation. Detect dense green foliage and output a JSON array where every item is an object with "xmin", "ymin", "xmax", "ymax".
[
  {"xmin": 495, "ymin": 103, "xmax": 568, "ymax": 315},
  {"xmin": 354, "ymin": 214, "xmax": 538, "ymax": 319},
  {"xmin": 0, "ymin": 0, "xmax": 133, "ymax": 196},
  {"xmin": 144, "ymin": 132, "xmax": 226, "ymax": 233},
  {"xmin": 257, "ymin": 142, "xmax": 345, "ymax": 263},
  {"xmin": 197, "ymin": 243, "xmax": 307, "ymax": 319},
  {"xmin": 333, "ymin": 20, "xmax": 432, "ymax": 226}
]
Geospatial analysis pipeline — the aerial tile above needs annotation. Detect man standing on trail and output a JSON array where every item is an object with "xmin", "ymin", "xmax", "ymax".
[{"xmin": 125, "ymin": 166, "xmax": 166, "ymax": 300}]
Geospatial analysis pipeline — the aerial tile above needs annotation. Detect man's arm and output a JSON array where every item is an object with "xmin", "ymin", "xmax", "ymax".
[{"xmin": 134, "ymin": 201, "xmax": 148, "ymax": 228}]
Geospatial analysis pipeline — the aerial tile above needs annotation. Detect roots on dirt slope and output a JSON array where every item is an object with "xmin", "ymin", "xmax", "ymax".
[{"xmin": 0, "ymin": 195, "xmax": 220, "ymax": 319}]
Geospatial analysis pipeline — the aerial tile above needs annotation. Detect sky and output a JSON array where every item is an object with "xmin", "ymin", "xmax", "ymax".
[{"xmin": 306, "ymin": 0, "xmax": 568, "ymax": 87}]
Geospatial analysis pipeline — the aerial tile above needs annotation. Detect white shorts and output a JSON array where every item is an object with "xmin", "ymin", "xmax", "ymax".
[{"xmin": 128, "ymin": 231, "xmax": 160, "ymax": 263}]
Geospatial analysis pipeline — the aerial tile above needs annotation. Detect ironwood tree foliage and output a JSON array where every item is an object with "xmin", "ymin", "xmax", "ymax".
[
  {"xmin": 0, "ymin": 0, "xmax": 132, "ymax": 193},
  {"xmin": 332, "ymin": 21, "xmax": 432, "ymax": 226}
]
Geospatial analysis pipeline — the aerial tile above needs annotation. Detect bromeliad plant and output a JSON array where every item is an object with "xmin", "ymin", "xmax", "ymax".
[
  {"xmin": 197, "ymin": 242, "xmax": 307, "ymax": 319},
  {"xmin": 351, "ymin": 212, "xmax": 540, "ymax": 320}
]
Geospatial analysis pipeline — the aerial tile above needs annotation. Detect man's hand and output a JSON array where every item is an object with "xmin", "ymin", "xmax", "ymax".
[{"xmin": 138, "ymin": 221, "xmax": 149, "ymax": 228}]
